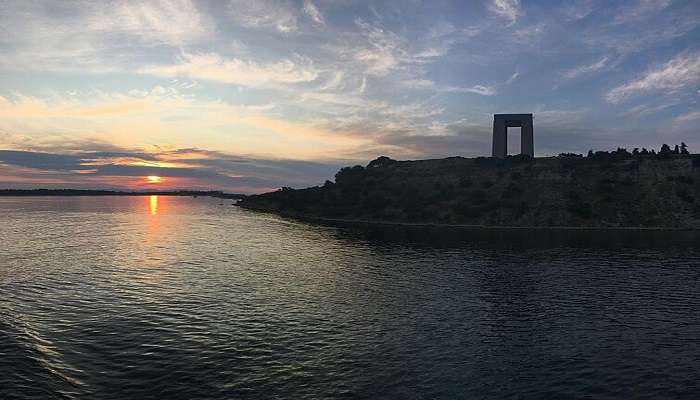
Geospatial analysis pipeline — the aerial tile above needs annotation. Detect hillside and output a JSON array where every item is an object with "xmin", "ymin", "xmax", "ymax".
[{"xmin": 238, "ymin": 152, "xmax": 700, "ymax": 229}]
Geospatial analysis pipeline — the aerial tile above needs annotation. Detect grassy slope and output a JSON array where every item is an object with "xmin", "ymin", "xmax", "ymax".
[{"xmin": 238, "ymin": 155, "xmax": 700, "ymax": 228}]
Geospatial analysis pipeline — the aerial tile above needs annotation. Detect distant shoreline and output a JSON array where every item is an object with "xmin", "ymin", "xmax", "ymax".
[
  {"xmin": 236, "ymin": 205, "xmax": 699, "ymax": 231},
  {"xmin": 0, "ymin": 189, "xmax": 245, "ymax": 199}
]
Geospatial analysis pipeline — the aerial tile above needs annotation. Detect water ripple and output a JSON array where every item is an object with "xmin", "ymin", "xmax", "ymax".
[{"xmin": 1, "ymin": 196, "xmax": 700, "ymax": 399}]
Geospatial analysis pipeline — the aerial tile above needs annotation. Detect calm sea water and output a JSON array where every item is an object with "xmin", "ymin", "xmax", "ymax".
[{"xmin": 1, "ymin": 196, "xmax": 699, "ymax": 399}]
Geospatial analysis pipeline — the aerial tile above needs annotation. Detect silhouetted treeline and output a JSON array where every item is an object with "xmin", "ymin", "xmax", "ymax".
[
  {"xmin": 0, "ymin": 189, "xmax": 245, "ymax": 199},
  {"xmin": 556, "ymin": 142, "xmax": 691, "ymax": 160}
]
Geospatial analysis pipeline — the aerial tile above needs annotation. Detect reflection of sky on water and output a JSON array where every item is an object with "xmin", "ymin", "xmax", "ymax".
[{"xmin": 2, "ymin": 196, "xmax": 700, "ymax": 399}]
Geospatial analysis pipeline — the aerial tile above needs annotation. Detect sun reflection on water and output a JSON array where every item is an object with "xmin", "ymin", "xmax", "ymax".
[{"xmin": 149, "ymin": 195, "xmax": 158, "ymax": 215}]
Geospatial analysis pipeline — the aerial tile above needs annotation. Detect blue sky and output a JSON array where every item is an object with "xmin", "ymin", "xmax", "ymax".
[{"xmin": 0, "ymin": 0, "xmax": 698, "ymax": 192}]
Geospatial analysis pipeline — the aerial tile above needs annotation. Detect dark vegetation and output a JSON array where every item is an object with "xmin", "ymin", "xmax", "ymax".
[
  {"xmin": 239, "ymin": 143, "xmax": 700, "ymax": 228},
  {"xmin": 0, "ymin": 189, "xmax": 245, "ymax": 199}
]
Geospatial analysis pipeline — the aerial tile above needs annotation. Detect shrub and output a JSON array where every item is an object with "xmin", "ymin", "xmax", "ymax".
[
  {"xmin": 502, "ymin": 182, "xmax": 523, "ymax": 199},
  {"xmin": 597, "ymin": 178, "xmax": 616, "ymax": 193},
  {"xmin": 676, "ymin": 187, "xmax": 695, "ymax": 203},
  {"xmin": 471, "ymin": 189, "xmax": 487, "ymax": 204},
  {"xmin": 335, "ymin": 165, "xmax": 366, "ymax": 187},
  {"xmin": 456, "ymin": 203, "xmax": 483, "ymax": 218},
  {"xmin": 677, "ymin": 176, "xmax": 694, "ymax": 185},
  {"xmin": 568, "ymin": 202, "xmax": 593, "ymax": 219},
  {"xmin": 362, "ymin": 192, "xmax": 388, "ymax": 213},
  {"xmin": 514, "ymin": 202, "xmax": 530, "ymax": 218},
  {"xmin": 459, "ymin": 177, "xmax": 473, "ymax": 188}
]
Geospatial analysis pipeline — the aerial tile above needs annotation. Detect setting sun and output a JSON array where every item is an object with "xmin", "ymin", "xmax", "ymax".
[{"xmin": 146, "ymin": 175, "xmax": 162, "ymax": 184}]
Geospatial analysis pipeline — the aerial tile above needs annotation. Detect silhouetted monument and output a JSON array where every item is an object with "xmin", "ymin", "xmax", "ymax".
[{"xmin": 492, "ymin": 114, "xmax": 534, "ymax": 158}]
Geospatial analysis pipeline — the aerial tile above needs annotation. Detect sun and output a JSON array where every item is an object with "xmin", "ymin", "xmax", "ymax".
[{"xmin": 146, "ymin": 175, "xmax": 162, "ymax": 184}]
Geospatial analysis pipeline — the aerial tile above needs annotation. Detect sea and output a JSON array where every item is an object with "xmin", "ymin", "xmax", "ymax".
[{"xmin": 1, "ymin": 196, "xmax": 699, "ymax": 399}]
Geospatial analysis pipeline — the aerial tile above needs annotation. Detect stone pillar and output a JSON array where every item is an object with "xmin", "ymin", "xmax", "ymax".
[
  {"xmin": 492, "ymin": 118, "xmax": 507, "ymax": 158},
  {"xmin": 521, "ymin": 117, "xmax": 534, "ymax": 157}
]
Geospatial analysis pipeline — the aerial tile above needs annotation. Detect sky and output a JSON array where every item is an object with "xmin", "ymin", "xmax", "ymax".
[{"xmin": 0, "ymin": 0, "xmax": 698, "ymax": 193}]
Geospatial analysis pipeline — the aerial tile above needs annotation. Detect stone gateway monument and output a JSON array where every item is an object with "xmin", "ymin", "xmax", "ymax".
[{"xmin": 492, "ymin": 113, "xmax": 534, "ymax": 158}]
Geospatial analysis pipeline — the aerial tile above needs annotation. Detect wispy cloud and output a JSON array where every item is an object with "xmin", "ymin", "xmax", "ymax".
[
  {"xmin": 562, "ymin": 57, "xmax": 609, "ymax": 79},
  {"xmin": 606, "ymin": 51, "xmax": 700, "ymax": 103},
  {"xmin": 673, "ymin": 110, "xmax": 700, "ymax": 123},
  {"xmin": 487, "ymin": 0, "xmax": 522, "ymax": 26},
  {"xmin": 96, "ymin": 0, "xmax": 210, "ymax": 46},
  {"xmin": 0, "ymin": 0, "xmax": 212, "ymax": 73},
  {"xmin": 446, "ymin": 85, "xmax": 498, "ymax": 96},
  {"xmin": 402, "ymin": 79, "xmax": 497, "ymax": 96},
  {"xmin": 303, "ymin": 0, "xmax": 325, "ymax": 26},
  {"xmin": 614, "ymin": 0, "xmax": 671, "ymax": 24},
  {"xmin": 141, "ymin": 52, "xmax": 319, "ymax": 86},
  {"xmin": 560, "ymin": 0, "xmax": 595, "ymax": 21},
  {"xmin": 514, "ymin": 23, "xmax": 545, "ymax": 43},
  {"xmin": 623, "ymin": 101, "xmax": 679, "ymax": 117},
  {"xmin": 348, "ymin": 19, "xmax": 408, "ymax": 76},
  {"xmin": 584, "ymin": 11, "xmax": 698, "ymax": 56},
  {"xmin": 228, "ymin": 0, "xmax": 299, "ymax": 33}
]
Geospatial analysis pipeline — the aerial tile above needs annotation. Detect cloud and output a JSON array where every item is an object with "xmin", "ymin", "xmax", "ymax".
[
  {"xmin": 141, "ymin": 52, "xmax": 319, "ymax": 86},
  {"xmin": 582, "ymin": 11, "xmax": 699, "ymax": 55},
  {"xmin": 514, "ymin": 23, "xmax": 545, "ymax": 43},
  {"xmin": 349, "ymin": 19, "xmax": 407, "ymax": 76},
  {"xmin": 342, "ymin": 17, "xmax": 465, "ymax": 79},
  {"xmin": 606, "ymin": 51, "xmax": 700, "ymax": 103},
  {"xmin": 622, "ymin": 101, "xmax": 679, "ymax": 117},
  {"xmin": 0, "ymin": 148, "xmax": 341, "ymax": 192},
  {"xmin": 318, "ymin": 71, "xmax": 345, "ymax": 91},
  {"xmin": 614, "ymin": 0, "xmax": 671, "ymax": 24},
  {"xmin": 562, "ymin": 57, "xmax": 609, "ymax": 79},
  {"xmin": 403, "ymin": 79, "xmax": 497, "ymax": 96},
  {"xmin": 488, "ymin": 0, "xmax": 522, "ymax": 25},
  {"xmin": 505, "ymin": 71, "xmax": 520, "ymax": 84},
  {"xmin": 303, "ymin": 0, "xmax": 325, "ymax": 25},
  {"xmin": 560, "ymin": 0, "xmax": 595, "ymax": 21},
  {"xmin": 95, "ymin": 0, "xmax": 209, "ymax": 46},
  {"xmin": 0, "ymin": 150, "xmax": 86, "ymax": 171},
  {"xmin": 446, "ymin": 85, "xmax": 498, "ymax": 96},
  {"xmin": 0, "ymin": 87, "xmax": 369, "ymax": 161},
  {"xmin": 0, "ymin": 0, "xmax": 211, "ymax": 73},
  {"xmin": 228, "ymin": 0, "xmax": 298, "ymax": 33},
  {"xmin": 673, "ymin": 110, "xmax": 700, "ymax": 123}
]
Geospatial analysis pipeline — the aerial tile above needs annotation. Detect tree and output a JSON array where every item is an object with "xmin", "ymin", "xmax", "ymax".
[
  {"xmin": 334, "ymin": 165, "xmax": 366, "ymax": 187},
  {"xmin": 673, "ymin": 145, "xmax": 680, "ymax": 154},
  {"xmin": 613, "ymin": 148, "xmax": 631, "ymax": 159},
  {"xmin": 641, "ymin": 148, "xmax": 649, "ymax": 155},
  {"xmin": 587, "ymin": 150, "xmax": 594, "ymax": 158},
  {"xmin": 681, "ymin": 142, "xmax": 690, "ymax": 155},
  {"xmin": 660, "ymin": 144, "xmax": 672, "ymax": 155},
  {"xmin": 367, "ymin": 156, "xmax": 397, "ymax": 168},
  {"xmin": 633, "ymin": 148, "xmax": 640, "ymax": 156}
]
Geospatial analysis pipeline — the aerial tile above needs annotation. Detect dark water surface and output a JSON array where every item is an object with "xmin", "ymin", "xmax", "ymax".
[{"xmin": 1, "ymin": 196, "xmax": 699, "ymax": 399}]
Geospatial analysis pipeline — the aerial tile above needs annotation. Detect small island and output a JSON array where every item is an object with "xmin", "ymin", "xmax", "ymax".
[{"xmin": 238, "ymin": 144, "xmax": 700, "ymax": 229}]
